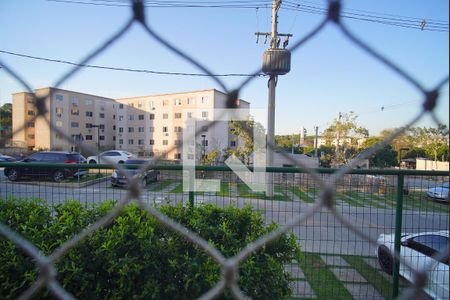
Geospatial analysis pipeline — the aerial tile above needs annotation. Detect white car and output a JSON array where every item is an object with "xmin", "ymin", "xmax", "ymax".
[
  {"xmin": 377, "ymin": 230, "xmax": 449, "ymax": 300},
  {"xmin": 426, "ymin": 182, "xmax": 449, "ymax": 202},
  {"xmin": 87, "ymin": 150, "xmax": 135, "ymax": 164}
]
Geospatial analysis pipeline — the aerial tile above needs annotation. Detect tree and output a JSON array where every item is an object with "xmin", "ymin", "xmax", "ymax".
[
  {"xmin": 413, "ymin": 125, "xmax": 449, "ymax": 162},
  {"xmin": 225, "ymin": 119, "xmax": 265, "ymax": 165},
  {"xmin": 201, "ymin": 149, "xmax": 220, "ymax": 165},
  {"xmin": 323, "ymin": 112, "xmax": 369, "ymax": 166},
  {"xmin": 0, "ymin": 103, "xmax": 12, "ymax": 130}
]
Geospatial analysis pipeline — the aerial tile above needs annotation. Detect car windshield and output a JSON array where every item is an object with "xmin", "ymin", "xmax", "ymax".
[{"xmin": 442, "ymin": 182, "xmax": 449, "ymax": 189}]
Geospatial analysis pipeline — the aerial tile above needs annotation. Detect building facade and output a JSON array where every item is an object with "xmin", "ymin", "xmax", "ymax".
[{"xmin": 12, "ymin": 88, "xmax": 249, "ymax": 162}]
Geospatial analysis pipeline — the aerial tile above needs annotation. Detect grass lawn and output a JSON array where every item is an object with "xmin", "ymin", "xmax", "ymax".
[
  {"xmin": 291, "ymin": 187, "xmax": 315, "ymax": 203},
  {"xmin": 297, "ymin": 253, "xmax": 353, "ymax": 299},
  {"xmin": 237, "ymin": 183, "xmax": 291, "ymax": 201},
  {"xmin": 216, "ymin": 182, "xmax": 230, "ymax": 197},
  {"xmin": 147, "ymin": 180, "xmax": 176, "ymax": 191},
  {"xmin": 63, "ymin": 173, "xmax": 108, "ymax": 183}
]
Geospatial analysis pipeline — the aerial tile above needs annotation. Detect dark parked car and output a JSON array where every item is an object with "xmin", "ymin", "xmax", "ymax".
[
  {"xmin": 4, "ymin": 151, "xmax": 87, "ymax": 182},
  {"xmin": 0, "ymin": 153, "xmax": 17, "ymax": 162},
  {"xmin": 111, "ymin": 159, "xmax": 159, "ymax": 188}
]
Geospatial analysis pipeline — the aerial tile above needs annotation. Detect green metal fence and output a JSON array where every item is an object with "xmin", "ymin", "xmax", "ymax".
[{"xmin": 0, "ymin": 162, "xmax": 448, "ymax": 299}]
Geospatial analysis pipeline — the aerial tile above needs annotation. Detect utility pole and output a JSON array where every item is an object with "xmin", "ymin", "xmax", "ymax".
[
  {"xmin": 314, "ymin": 126, "xmax": 319, "ymax": 158},
  {"xmin": 335, "ymin": 112, "xmax": 342, "ymax": 166},
  {"xmin": 256, "ymin": 0, "xmax": 292, "ymax": 196}
]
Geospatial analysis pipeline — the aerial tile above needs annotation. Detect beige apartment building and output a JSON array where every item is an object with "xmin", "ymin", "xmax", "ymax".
[
  {"xmin": 12, "ymin": 88, "xmax": 250, "ymax": 162},
  {"xmin": 13, "ymin": 88, "xmax": 117, "ymax": 152}
]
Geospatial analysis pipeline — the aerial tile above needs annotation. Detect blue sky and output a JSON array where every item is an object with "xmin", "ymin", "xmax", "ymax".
[{"xmin": 0, "ymin": 0, "xmax": 448, "ymax": 136}]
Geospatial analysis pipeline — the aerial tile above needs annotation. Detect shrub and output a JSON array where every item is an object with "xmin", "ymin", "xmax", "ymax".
[{"xmin": 0, "ymin": 198, "xmax": 301, "ymax": 299}]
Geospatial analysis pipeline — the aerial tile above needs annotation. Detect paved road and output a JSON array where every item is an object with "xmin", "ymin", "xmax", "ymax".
[{"xmin": 0, "ymin": 175, "xmax": 447, "ymax": 257}]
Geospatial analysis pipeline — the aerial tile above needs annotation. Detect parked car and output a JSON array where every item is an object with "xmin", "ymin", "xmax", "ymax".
[
  {"xmin": 111, "ymin": 159, "xmax": 159, "ymax": 188},
  {"xmin": 0, "ymin": 153, "xmax": 17, "ymax": 162},
  {"xmin": 4, "ymin": 151, "xmax": 87, "ymax": 182},
  {"xmin": 426, "ymin": 182, "xmax": 449, "ymax": 202},
  {"xmin": 87, "ymin": 150, "xmax": 135, "ymax": 164},
  {"xmin": 377, "ymin": 230, "xmax": 449, "ymax": 300}
]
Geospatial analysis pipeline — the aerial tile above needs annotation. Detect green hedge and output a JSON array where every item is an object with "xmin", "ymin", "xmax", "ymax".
[{"xmin": 0, "ymin": 198, "xmax": 301, "ymax": 299}]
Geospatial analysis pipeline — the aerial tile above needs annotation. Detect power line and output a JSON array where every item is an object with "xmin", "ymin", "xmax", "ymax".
[
  {"xmin": 46, "ymin": 0, "xmax": 449, "ymax": 32},
  {"xmin": 0, "ymin": 49, "xmax": 264, "ymax": 77}
]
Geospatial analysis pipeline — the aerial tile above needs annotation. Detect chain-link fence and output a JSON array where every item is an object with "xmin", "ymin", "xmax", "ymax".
[{"xmin": 0, "ymin": 0, "xmax": 449, "ymax": 299}]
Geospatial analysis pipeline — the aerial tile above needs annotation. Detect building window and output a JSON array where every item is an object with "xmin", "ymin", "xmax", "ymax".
[
  {"xmin": 202, "ymin": 139, "xmax": 208, "ymax": 147},
  {"xmin": 99, "ymin": 113, "xmax": 105, "ymax": 118},
  {"xmin": 85, "ymin": 99, "xmax": 93, "ymax": 105},
  {"xmin": 119, "ymin": 115, "xmax": 124, "ymax": 121},
  {"xmin": 138, "ymin": 114, "xmax": 144, "ymax": 120},
  {"xmin": 187, "ymin": 112, "xmax": 193, "ymax": 118},
  {"xmin": 113, "ymin": 136, "xmax": 116, "ymax": 141},
  {"xmin": 174, "ymin": 113, "xmax": 182, "ymax": 119},
  {"xmin": 162, "ymin": 140, "xmax": 168, "ymax": 146},
  {"xmin": 99, "ymin": 124, "xmax": 105, "ymax": 129},
  {"xmin": 71, "ymin": 96, "xmax": 79, "ymax": 106},
  {"xmin": 138, "ymin": 139, "xmax": 144, "ymax": 145},
  {"xmin": 201, "ymin": 96, "xmax": 208, "ymax": 104},
  {"xmin": 86, "ymin": 111, "xmax": 93, "ymax": 117},
  {"xmin": 27, "ymin": 97, "xmax": 35, "ymax": 104},
  {"xmin": 27, "ymin": 110, "xmax": 35, "ymax": 116},
  {"xmin": 71, "ymin": 108, "xmax": 79, "ymax": 115},
  {"xmin": 175, "ymin": 140, "xmax": 181, "ymax": 145},
  {"xmin": 162, "ymin": 126, "xmax": 168, "ymax": 133},
  {"xmin": 113, "ymin": 125, "xmax": 116, "ymax": 130},
  {"xmin": 138, "ymin": 101, "xmax": 143, "ymax": 108},
  {"xmin": 128, "ymin": 115, "xmax": 134, "ymax": 121},
  {"xmin": 149, "ymin": 126, "xmax": 154, "ymax": 132},
  {"xmin": 119, "ymin": 104, "xmax": 124, "ymax": 109},
  {"xmin": 202, "ymin": 111, "xmax": 208, "ymax": 118},
  {"xmin": 230, "ymin": 140, "xmax": 236, "ymax": 147},
  {"xmin": 27, "ymin": 134, "xmax": 35, "ymax": 139},
  {"xmin": 128, "ymin": 127, "xmax": 134, "ymax": 133},
  {"xmin": 86, "ymin": 123, "xmax": 92, "ymax": 129},
  {"xmin": 149, "ymin": 139, "xmax": 154, "ymax": 145},
  {"xmin": 71, "ymin": 122, "xmax": 79, "ymax": 128},
  {"xmin": 174, "ymin": 153, "xmax": 181, "ymax": 159},
  {"xmin": 149, "ymin": 113, "xmax": 155, "ymax": 120},
  {"xmin": 148, "ymin": 101, "xmax": 154, "ymax": 108},
  {"xmin": 100, "ymin": 105, "xmax": 105, "ymax": 111},
  {"xmin": 129, "ymin": 103, "xmax": 134, "ymax": 107},
  {"xmin": 55, "ymin": 94, "xmax": 64, "ymax": 101},
  {"xmin": 119, "ymin": 139, "xmax": 123, "ymax": 145},
  {"xmin": 163, "ymin": 99, "xmax": 169, "ymax": 106},
  {"xmin": 163, "ymin": 113, "xmax": 168, "ymax": 119},
  {"xmin": 138, "ymin": 127, "xmax": 144, "ymax": 132},
  {"xmin": 119, "ymin": 127, "xmax": 123, "ymax": 133},
  {"xmin": 86, "ymin": 135, "xmax": 93, "ymax": 140},
  {"xmin": 55, "ymin": 121, "xmax": 62, "ymax": 127},
  {"xmin": 187, "ymin": 97, "xmax": 195, "ymax": 105},
  {"xmin": 128, "ymin": 139, "xmax": 134, "ymax": 145},
  {"xmin": 55, "ymin": 107, "xmax": 63, "ymax": 115},
  {"xmin": 149, "ymin": 151, "xmax": 154, "ymax": 157},
  {"xmin": 174, "ymin": 99, "xmax": 181, "ymax": 105},
  {"xmin": 99, "ymin": 136, "xmax": 105, "ymax": 141},
  {"xmin": 174, "ymin": 126, "xmax": 182, "ymax": 132}
]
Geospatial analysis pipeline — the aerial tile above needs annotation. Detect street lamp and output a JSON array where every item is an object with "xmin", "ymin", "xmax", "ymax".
[
  {"xmin": 91, "ymin": 124, "xmax": 101, "ymax": 162},
  {"xmin": 201, "ymin": 135, "xmax": 206, "ymax": 162}
]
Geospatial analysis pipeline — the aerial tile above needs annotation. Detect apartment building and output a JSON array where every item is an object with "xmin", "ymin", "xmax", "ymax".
[
  {"xmin": 114, "ymin": 89, "xmax": 249, "ymax": 160},
  {"xmin": 12, "ymin": 88, "xmax": 116, "ymax": 151},
  {"xmin": 12, "ymin": 88, "xmax": 250, "ymax": 161}
]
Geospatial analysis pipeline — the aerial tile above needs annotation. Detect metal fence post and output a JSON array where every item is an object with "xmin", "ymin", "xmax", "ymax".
[
  {"xmin": 392, "ymin": 173, "xmax": 404, "ymax": 299},
  {"xmin": 189, "ymin": 191, "xmax": 194, "ymax": 207}
]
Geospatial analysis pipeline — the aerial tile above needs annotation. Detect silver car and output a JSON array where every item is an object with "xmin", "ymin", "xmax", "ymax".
[
  {"xmin": 426, "ymin": 182, "xmax": 449, "ymax": 202},
  {"xmin": 111, "ymin": 159, "xmax": 159, "ymax": 188},
  {"xmin": 377, "ymin": 230, "xmax": 449, "ymax": 300}
]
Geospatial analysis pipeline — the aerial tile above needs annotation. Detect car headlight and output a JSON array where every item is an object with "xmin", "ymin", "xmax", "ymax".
[{"xmin": 111, "ymin": 170, "xmax": 118, "ymax": 178}]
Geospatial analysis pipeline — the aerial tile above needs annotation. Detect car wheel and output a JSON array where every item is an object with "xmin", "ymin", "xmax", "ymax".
[
  {"xmin": 377, "ymin": 245, "xmax": 393, "ymax": 275},
  {"xmin": 89, "ymin": 160, "xmax": 97, "ymax": 164},
  {"xmin": 118, "ymin": 160, "xmax": 124, "ymax": 164},
  {"xmin": 6, "ymin": 169, "xmax": 19, "ymax": 181},
  {"xmin": 52, "ymin": 170, "xmax": 65, "ymax": 182}
]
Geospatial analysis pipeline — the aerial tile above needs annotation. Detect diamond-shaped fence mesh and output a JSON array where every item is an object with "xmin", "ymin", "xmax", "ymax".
[{"xmin": 0, "ymin": 0, "xmax": 448, "ymax": 299}]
